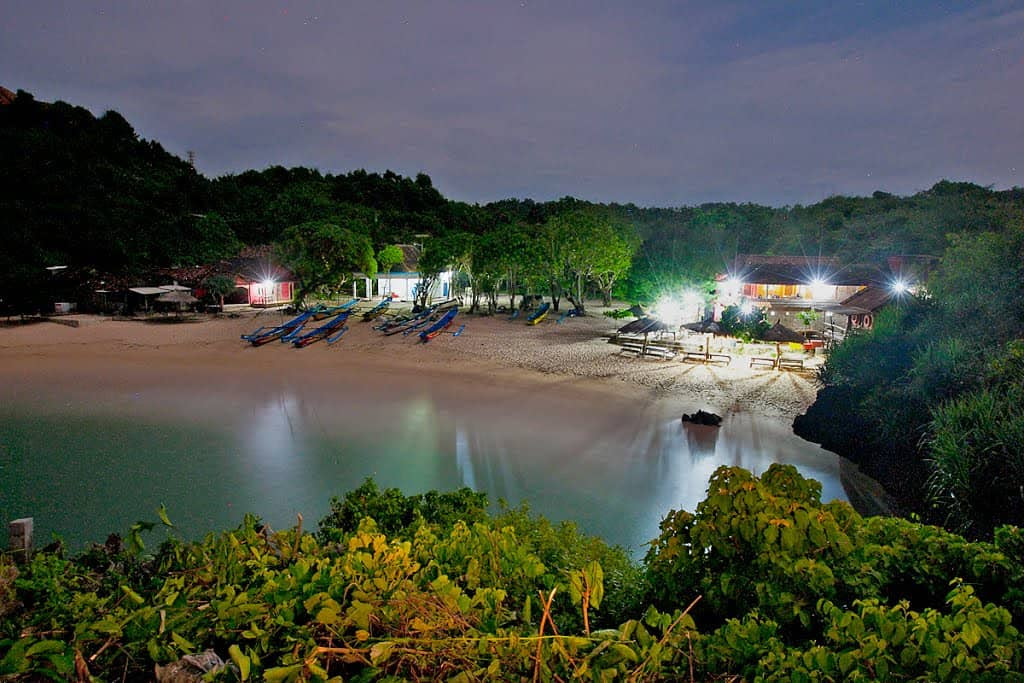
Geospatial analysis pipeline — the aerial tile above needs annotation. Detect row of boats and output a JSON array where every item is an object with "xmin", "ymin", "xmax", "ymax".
[
  {"xmin": 508, "ymin": 301, "xmax": 581, "ymax": 325},
  {"xmin": 241, "ymin": 298, "xmax": 463, "ymax": 347}
]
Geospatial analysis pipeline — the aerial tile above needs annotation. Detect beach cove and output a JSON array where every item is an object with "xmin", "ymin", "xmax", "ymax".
[{"xmin": 0, "ymin": 309, "xmax": 879, "ymax": 555}]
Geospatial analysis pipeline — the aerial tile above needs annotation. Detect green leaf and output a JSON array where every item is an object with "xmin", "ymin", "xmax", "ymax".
[
  {"xmin": 263, "ymin": 664, "xmax": 303, "ymax": 682},
  {"xmin": 229, "ymin": 644, "xmax": 251, "ymax": 681},
  {"xmin": 610, "ymin": 644, "xmax": 639, "ymax": 664},
  {"xmin": 157, "ymin": 503, "xmax": 175, "ymax": 528},
  {"xmin": 370, "ymin": 641, "xmax": 394, "ymax": 665},
  {"xmin": 961, "ymin": 621, "xmax": 982, "ymax": 649},
  {"xmin": 346, "ymin": 600, "xmax": 374, "ymax": 630},
  {"xmin": 25, "ymin": 640, "xmax": 66, "ymax": 657},
  {"xmin": 121, "ymin": 585, "xmax": 145, "ymax": 605},
  {"xmin": 171, "ymin": 632, "xmax": 195, "ymax": 651}
]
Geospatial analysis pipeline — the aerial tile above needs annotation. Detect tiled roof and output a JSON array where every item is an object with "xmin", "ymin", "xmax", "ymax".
[
  {"xmin": 839, "ymin": 286, "xmax": 893, "ymax": 312},
  {"xmin": 728, "ymin": 254, "xmax": 886, "ymax": 286}
]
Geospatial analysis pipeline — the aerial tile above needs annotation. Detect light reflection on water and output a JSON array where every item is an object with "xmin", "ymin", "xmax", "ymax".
[{"xmin": 0, "ymin": 387, "xmax": 847, "ymax": 556}]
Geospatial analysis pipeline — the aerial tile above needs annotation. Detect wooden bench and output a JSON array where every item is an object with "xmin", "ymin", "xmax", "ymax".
[
  {"xmin": 749, "ymin": 356, "xmax": 777, "ymax": 369},
  {"xmin": 617, "ymin": 341, "xmax": 676, "ymax": 359},
  {"xmin": 777, "ymin": 354, "xmax": 805, "ymax": 370},
  {"xmin": 682, "ymin": 351, "xmax": 732, "ymax": 365}
]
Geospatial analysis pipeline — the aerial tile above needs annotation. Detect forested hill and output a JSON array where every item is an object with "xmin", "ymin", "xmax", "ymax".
[{"xmin": 2, "ymin": 86, "xmax": 1023, "ymax": 303}]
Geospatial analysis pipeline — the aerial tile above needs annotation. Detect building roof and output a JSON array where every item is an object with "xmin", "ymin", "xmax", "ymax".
[
  {"xmin": 839, "ymin": 285, "xmax": 893, "ymax": 312},
  {"xmin": 728, "ymin": 254, "xmax": 886, "ymax": 286},
  {"xmin": 154, "ymin": 246, "xmax": 294, "ymax": 286},
  {"xmin": 129, "ymin": 286, "xmax": 189, "ymax": 296},
  {"xmin": 223, "ymin": 246, "xmax": 294, "ymax": 284}
]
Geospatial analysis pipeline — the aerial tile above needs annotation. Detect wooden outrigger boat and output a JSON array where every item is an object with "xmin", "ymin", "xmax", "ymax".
[
  {"xmin": 312, "ymin": 299, "xmax": 359, "ymax": 320},
  {"xmin": 526, "ymin": 302, "xmax": 551, "ymax": 325},
  {"xmin": 292, "ymin": 311, "xmax": 351, "ymax": 348},
  {"xmin": 419, "ymin": 308, "xmax": 458, "ymax": 342},
  {"xmin": 362, "ymin": 299, "xmax": 391, "ymax": 321},
  {"xmin": 242, "ymin": 308, "xmax": 319, "ymax": 346},
  {"xmin": 382, "ymin": 305, "xmax": 438, "ymax": 336}
]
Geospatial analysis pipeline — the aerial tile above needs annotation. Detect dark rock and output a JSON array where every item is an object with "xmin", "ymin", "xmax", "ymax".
[{"xmin": 681, "ymin": 409, "xmax": 722, "ymax": 426}]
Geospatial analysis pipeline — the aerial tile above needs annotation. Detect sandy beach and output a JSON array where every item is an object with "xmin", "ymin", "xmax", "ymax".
[
  {"xmin": 2, "ymin": 306, "xmax": 899, "ymax": 552},
  {"xmin": 0, "ymin": 306, "xmax": 821, "ymax": 422}
]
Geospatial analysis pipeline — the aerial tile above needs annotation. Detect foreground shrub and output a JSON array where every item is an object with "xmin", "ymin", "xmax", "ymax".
[{"xmin": 2, "ymin": 471, "xmax": 1022, "ymax": 680}]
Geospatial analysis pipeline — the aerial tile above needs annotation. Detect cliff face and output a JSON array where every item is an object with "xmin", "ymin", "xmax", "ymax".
[{"xmin": 0, "ymin": 86, "xmax": 16, "ymax": 105}]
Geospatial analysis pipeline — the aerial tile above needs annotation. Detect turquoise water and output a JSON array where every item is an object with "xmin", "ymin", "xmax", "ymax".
[{"xmin": 0, "ymin": 380, "xmax": 848, "ymax": 556}]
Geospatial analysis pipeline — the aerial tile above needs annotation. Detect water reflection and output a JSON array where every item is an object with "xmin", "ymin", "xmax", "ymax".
[{"xmin": 0, "ymin": 385, "xmax": 848, "ymax": 557}]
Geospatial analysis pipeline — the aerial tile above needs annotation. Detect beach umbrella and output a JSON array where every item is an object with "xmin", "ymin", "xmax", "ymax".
[
  {"xmin": 682, "ymin": 320, "xmax": 722, "ymax": 334},
  {"xmin": 617, "ymin": 316, "xmax": 669, "ymax": 335},
  {"xmin": 157, "ymin": 289, "xmax": 198, "ymax": 312},
  {"xmin": 760, "ymin": 320, "xmax": 804, "ymax": 343}
]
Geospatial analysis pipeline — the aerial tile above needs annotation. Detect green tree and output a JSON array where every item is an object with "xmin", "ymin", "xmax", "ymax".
[
  {"xmin": 486, "ymin": 220, "xmax": 540, "ymax": 310},
  {"xmin": 185, "ymin": 213, "xmax": 240, "ymax": 264},
  {"xmin": 543, "ymin": 209, "xmax": 636, "ymax": 312},
  {"xmin": 375, "ymin": 244, "xmax": 404, "ymax": 274},
  {"xmin": 203, "ymin": 274, "xmax": 238, "ymax": 312},
  {"xmin": 276, "ymin": 219, "xmax": 376, "ymax": 308}
]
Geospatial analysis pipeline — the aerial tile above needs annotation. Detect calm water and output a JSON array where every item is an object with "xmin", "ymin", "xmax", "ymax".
[{"xmin": 0, "ymin": 377, "xmax": 848, "ymax": 556}]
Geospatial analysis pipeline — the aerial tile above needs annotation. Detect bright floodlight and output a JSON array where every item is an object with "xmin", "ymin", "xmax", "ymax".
[
  {"xmin": 721, "ymin": 277, "xmax": 742, "ymax": 299},
  {"xmin": 654, "ymin": 296, "xmax": 685, "ymax": 326},
  {"xmin": 260, "ymin": 279, "xmax": 275, "ymax": 289},
  {"xmin": 681, "ymin": 290, "xmax": 702, "ymax": 312},
  {"xmin": 891, "ymin": 279, "xmax": 909, "ymax": 295},
  {"xmin": 809, "ymin": 278, "xmax": 831, "ymax": 300}
]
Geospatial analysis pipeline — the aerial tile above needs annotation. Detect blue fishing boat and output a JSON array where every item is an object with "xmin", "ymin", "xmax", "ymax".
[
  {"xmin": 382, "ymin": 305, "xmax": 438, "ymax": 336},
  {"xmin": 361, "ymin": 299, "xmax": 391, "ymax": 321},
  {"xmin": 419, "ymin": 308, "xmax": 459, "ymax": 342},
  {"xmin": 242, "ymin": 308, "xmax": 319, "ymax": 346},
  {"xmin": 292, "ymin": 311, "xmax": 351, "ymax": 348},
  {"xmin": 312, "ymin": 298, "xmax": 359, "ymax": 320},
  {"xmin": 526, "ymin": 302, "xmax": 551, "ymax": 325}
]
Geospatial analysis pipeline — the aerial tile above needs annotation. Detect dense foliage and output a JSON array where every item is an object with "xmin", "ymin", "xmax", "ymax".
[
  {"xmin": 5, "ymin": 88, "xmax": 1024, "ymax": 317},
  {"xmin": 3, "ymin": 469, "xmax": 1022, "ymax": 681},
  {"xmin": 795, "ymin": 223, "xmax": 1024, "ymax": 536}
]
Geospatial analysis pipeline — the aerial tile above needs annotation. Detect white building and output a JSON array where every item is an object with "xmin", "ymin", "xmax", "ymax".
[{"xmin": 354, "ymin": 244, "xmax": 453, "ymax": 302}]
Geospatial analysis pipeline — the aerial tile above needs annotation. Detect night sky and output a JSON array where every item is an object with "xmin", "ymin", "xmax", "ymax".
[{"xmin": 3, "ymin": 1, "xmax": 1022, "ymax": 206}]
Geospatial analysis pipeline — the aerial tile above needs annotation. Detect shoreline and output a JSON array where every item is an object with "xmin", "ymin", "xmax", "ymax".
[
  {"xmin": 0, "ymin": 308, "xmax": 822, "ymax": 421},
  {"xmin": 0, "ymin": 308, "xmax": 892, "ymax": 549}
]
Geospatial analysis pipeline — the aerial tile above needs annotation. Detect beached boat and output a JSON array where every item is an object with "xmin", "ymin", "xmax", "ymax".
[
  {"xmin": 526, "ymin": 302, "xmax": 551, "ymax": 325},
  {"xmin": 312, "ymin": 299, "xmax": 359, "ymax": 320},
  {"xmin": 556, "ymin": 307, "xmax": 584, "ymax": 324},
  {"xmin": 242, "ymin": 308, "xmax": 319, "ymax": 346},
  {"xmin": 382, "ymin": 305, "xmax": 438, "ymax": 336},
  {"xmin": 361, "ymin": 299, "xmax": 391, "ymax": 321},
  {"xmin": 292, "ymin": 311, "xmax": 351, "ymax": 348},
  {"xmin": 419, "ymin": 308, "xmax": 458, "ymax": 342}
]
